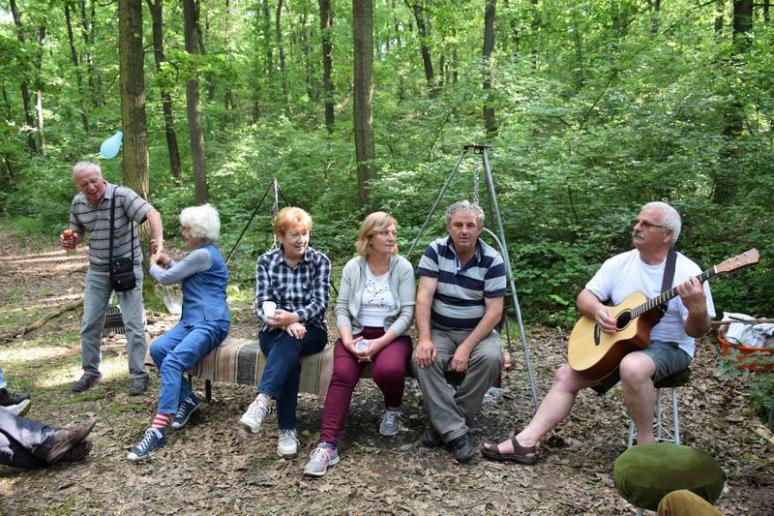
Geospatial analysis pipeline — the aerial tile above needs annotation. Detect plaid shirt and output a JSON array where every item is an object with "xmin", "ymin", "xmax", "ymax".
[{"xmin": 255, "ymin": 246, "xmax": 331, "ymax": 332}]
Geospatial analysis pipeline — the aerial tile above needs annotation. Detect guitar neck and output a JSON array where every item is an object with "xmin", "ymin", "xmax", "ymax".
[{"xmin": 631, "ymin": 267, "xmax": 715, "ymax": 319}]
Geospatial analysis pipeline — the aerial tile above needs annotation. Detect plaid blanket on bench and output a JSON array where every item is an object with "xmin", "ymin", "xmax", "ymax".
[{"xmin": 186, "ymin": 337, "xmax": 335, "ymax": 399}]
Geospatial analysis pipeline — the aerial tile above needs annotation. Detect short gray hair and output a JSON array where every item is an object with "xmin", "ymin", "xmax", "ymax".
[
  {"xmin": 72, "ymin": 161, "xmax": 102, "ymax": 178},
  {"xmin": 180, "ymin": 203, "xmax": 221, "ymax": 242},
  {"xmin": 644, "ymin": 201, "xmax": 681, "ymax": 244},
  {"xmin": 445, "ymin": 201, "xmax": 484, "ymax": 226}
]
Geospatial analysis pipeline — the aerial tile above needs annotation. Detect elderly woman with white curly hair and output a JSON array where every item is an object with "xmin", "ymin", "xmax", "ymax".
[{"xmin": 127, "ymin": 203, "xmax": 230, "ymax": 461}]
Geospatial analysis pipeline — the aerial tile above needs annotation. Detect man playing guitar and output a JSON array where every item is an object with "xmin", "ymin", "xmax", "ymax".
[{"xmin": 481, "ymin": 201, "xmax": 715, "ymax": 464}]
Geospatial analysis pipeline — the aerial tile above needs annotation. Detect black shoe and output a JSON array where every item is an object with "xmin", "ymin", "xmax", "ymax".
[
  {"xmin": 450, "ymin": 433, "xmax": 475, "ymax": 463},
  {"xmin": 45, "ymin": 417, "xmax": 97, "ymax": 464},
  {"xmin": 128, "ymin": 376, "xmax": 149, "ymax": 396},
  {"xmin": 71, "ymin": 374, "xmax": 101, "ymax": 393},
  {"xmin": 422, "ymin": 427, "xmax": 445, "ymax": 448},
  {"xmin": 0, "ymin": 388, "xmax": 31, "ymax": 406}
]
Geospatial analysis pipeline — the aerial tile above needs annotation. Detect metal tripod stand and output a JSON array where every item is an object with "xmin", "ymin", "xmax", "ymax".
[{"xmin": 407, "ymin": 145, "xmax": 540, "ymax": 411}]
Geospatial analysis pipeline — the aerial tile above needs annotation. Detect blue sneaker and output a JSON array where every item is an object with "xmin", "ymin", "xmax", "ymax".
[
  {"xmin": 171, "ymin": 396, "xmax": 200, "ymax": 430},
  {"xmin": 127, "ymin": 428, "xmax": 166, "ymax": 461}
]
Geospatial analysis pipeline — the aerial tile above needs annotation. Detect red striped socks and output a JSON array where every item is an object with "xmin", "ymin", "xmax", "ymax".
[{"xmin": 151, "ymin": 413, "xmax": 172, "ymax": 430}]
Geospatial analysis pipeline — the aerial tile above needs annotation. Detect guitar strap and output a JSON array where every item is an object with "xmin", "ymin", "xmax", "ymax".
[{"xmin": 656, "ymin": 249, "xmax": 677, "ymax": 322}]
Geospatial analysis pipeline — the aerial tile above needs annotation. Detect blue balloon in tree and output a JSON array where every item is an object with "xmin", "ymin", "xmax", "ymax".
[{"xmin": 100, "ymin": 131, "xmax": 123, "ymax": 159}]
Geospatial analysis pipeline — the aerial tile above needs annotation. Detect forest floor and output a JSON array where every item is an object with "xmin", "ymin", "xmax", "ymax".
[{"xmin": 0, "ymin": 227, "xmax": 771, "ymax": 515}]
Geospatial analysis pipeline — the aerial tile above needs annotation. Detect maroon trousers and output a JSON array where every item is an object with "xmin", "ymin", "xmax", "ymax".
[{"xmin": 318, "ymin": 326, "xmax": 412, "ymax": 445}]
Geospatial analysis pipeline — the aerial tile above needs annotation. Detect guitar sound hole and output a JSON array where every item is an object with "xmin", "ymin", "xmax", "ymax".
[{"xmin": 616, "ymin": 311, "xmax": 631, "ymax": 330}]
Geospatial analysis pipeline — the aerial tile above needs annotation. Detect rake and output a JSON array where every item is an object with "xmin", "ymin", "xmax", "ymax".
[{"xmin": 103, "ymin": 294, "xmax": 125, "ymax": 336}]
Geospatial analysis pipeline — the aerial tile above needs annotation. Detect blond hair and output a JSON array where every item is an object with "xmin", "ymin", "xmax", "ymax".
[
  {"xmin": 274, "ymin": 207, "xmax": 313, "ymax": 237},
  {"xmin": 355, "ymin": 211, "xmax": 398, "ymax": 257}
]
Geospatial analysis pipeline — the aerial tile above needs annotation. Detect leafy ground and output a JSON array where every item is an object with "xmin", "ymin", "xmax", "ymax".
[{"xmin": 0, "ymin": 228, "xmax": 771, "ymax": 515}]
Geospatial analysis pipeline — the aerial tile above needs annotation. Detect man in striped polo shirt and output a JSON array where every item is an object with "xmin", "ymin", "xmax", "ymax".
[
  {"xmin": 64, "ymin": 162, "xmax": 164, "ymax": 395},
  {"xmin": 413, "ymin": 201, "xmax": 506, "ymax": 463}
]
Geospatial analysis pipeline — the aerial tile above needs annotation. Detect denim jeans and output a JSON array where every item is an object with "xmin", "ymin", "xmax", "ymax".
[
  {"xmin": 81, "ymin": 264, "xmax": 148, "ymax": 380},
  {"xmin": 150, "ymin": 320, "xmax": 230, "ymax": 414},
  {"xmin": 0, "ymin": 366, "xmax": 6, "ymax": 390},
  {"xmin": 258, "ymin": 325, "xmax": 327, "ymax": 430}
]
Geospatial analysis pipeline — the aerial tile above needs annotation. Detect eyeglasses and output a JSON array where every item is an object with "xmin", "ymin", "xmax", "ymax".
[{"xmin": 633, "ymin": 219, "xmax": 667, "ymax": 230}]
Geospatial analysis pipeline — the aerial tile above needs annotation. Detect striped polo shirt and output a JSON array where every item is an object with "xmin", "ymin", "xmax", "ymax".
[
  {"xmin": 69, "ymin": 182, "xmax": 152, "ymax": 266},
  {"xmin": 417, "ymin": 236, "xmax": 506, "ymax": 329}
]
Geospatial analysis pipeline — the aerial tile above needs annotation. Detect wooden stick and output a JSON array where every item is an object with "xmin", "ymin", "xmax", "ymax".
[
  {"xmin": 711, "ymin": 318, "xmax": 774, "ymax": 325},
  {"xmin": 0, "ymin": 297, "xmax": 83, "ymax": 342}
]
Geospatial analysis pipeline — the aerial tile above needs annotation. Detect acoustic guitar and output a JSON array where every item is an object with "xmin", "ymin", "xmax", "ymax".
[{"xmin": 567, "ymin": 249, "xmax": 760, "ymax": 381}]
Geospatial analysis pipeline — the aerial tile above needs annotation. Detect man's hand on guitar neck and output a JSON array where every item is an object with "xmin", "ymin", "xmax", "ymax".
[{"xmin": 677, "ymin": 276, "xmax": 711, "ymax": 337}]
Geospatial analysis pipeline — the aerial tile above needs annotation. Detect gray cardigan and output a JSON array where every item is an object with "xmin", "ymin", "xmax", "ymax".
[{"xmin": 335, "ymin": 254, "xmax": 415, "ymax": 336}]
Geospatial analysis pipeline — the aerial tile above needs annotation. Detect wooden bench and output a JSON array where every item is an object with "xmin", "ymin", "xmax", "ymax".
[{"xmin": 186, "ymin": 337, "xmax": 335, "ymax": 401}]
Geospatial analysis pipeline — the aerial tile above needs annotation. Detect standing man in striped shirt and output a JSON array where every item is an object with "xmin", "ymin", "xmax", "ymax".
[
  {"xmin": 63, "ymin": 162, "xmax": 164, "ymax": 395},
  {"xmin": 413, "ymin": 201, "xmax": 506, "ymax": 463}
]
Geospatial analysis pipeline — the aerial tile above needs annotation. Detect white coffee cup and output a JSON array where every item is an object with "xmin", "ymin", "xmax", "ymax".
[{"xmin": 262, "ymin": 301, "xmax": 277, "ymax": 318}]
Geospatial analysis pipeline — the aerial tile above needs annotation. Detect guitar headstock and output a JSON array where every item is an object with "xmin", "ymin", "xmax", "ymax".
[{"xmin": 715, "ymin": 249, "xmax": 760, "ymax": 274}]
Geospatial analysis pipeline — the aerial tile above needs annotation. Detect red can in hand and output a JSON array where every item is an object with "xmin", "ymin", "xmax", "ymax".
[{"xmin": 62, "ymin": 229, "xmax": 78, "ymax": 252}]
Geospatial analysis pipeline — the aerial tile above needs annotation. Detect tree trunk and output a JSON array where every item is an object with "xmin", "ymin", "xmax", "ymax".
[
  {"xmin": 319, "ymin": 0, "xmax": 335, "ymax": 133},
  {"xmin": 407, "ymin": 1, "xmax": 435, "ymax": 91},
  {"xmin": 64, "ymin": 1, "xmax": 89, "ymax": 132},
  {"xmin": 275, "ymin": 0, "xmax": 290, "ymax": 115},
  {"xmin": 183, "ymin": 0, "xmax": 209, "ymax": 204},
  {"xmin": 32, "ymin": 24, "xmax": 46, "ymax": 154},
  {"xmin": 715, "ymin": 0, "xmax": 724, "ymax": 35},
  {"xmin": 147, "ymin": 0, "xmax": 182, "ymax": 180},
  {"xmin": 482, "ymin": 0, "xmax": 497, "ymax": 141},
  {"xmin": 713, "ymin": 0, "xmax": 753, "ymax": 205},
  {"xmin": 353, "ymin": 0, "xmax": 375, "ymax": 209},
  {"xmin": 531, "ymin": 0, "xmax": 539, "ymax": 69},
  {"xmin": 263, "ymin": 0, "xmax": 274, "ymax": 86},
  {"xmin": 9, "ymin": 0, "xmax": 38, "ymax": 155},
  {"xmin": 117, "ymin": 0, "xmax": 150, "ymax": 201},
  {"xmin": 78, "ymin": 0, "xmax": 100, "ymax": 106},
  {"xmin": 651, "ymin": 0, "xmax": 661, "ymax": 35}
]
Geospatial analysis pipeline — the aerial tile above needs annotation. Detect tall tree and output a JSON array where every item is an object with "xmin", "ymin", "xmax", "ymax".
[
  {"xmin": 319, "ymin": 0, "xmax": 335, "ymax": 132},
  {"xmin": 64, "ymin": 1, "xmax": 89, "ymax": 132},
  {"xmin": 117, "ymin": 0, "xmax": 149, "ymax": 200},
  {"xmin": 9, "ymin": 0, "xmax": 38, "ymax": 154},
  {"xmin": 353, "ymin": 0, "xmax": 375, "ymax": 208},
  {"xmin": 713, "ymin": 0, "xmax": 753, "ymax": 205},
  {"xmin": 482, "ymin": 0, "xmax": 497, "ymax": 140},
  {"xmin": 183, "ymin": 0, "xmax": 209, "ymax": 203},
  {"xmin": 275, "ymin": 0, "xmax": 290, "ymax": 114},
  {"xmin": 147, "ymin": 0, "xmax": 182, "ymax": 180},
  {"xmin": 406, "ymin": 0, "xmax": 435, "ymax": 91}
]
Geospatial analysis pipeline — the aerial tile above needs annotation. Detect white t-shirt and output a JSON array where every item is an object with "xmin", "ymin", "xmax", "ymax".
[
  {"xmin": 585, "ymin": 249, "xmax": 716, "ymax": 358},
  {"xmin": 358, "ymin": 267, "xmax": 396, "ymax": 328}
]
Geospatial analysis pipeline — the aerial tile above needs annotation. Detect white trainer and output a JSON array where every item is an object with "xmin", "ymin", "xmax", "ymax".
[
  {"xmin": 379, "ymin": 409, "xmax": 401, "ymax": 437},
  {"xmin": 303, "ymin": 444, "xmax": 339, "ymax": 477},
  {"xmin": 238, "ymin": 396, "xmax": 270, "ymax": 433},
  {"xmin": 277, "ymin": 429, "xmax": 300, "ymax": 459}
]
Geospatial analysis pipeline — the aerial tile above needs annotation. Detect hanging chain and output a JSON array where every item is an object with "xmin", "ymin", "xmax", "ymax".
[{"xmin": 472, "ymin": 163, "xmax": 480, "ymax": 206}]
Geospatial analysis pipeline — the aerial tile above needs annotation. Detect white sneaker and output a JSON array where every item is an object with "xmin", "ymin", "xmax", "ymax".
[
  {"xmin": 379, "ymin": 408, "xmax": 401, "ymax": 436},
  {"xmin": 277, "ymin": 429, "xmax": 300, "ymax": 459},
  {"xmin": 303, "ymin": 444, "xmax": 339, "ymax": 477},
  {"xmin": 238, "ymin": 396, "xmax": 270, "ymax": 433}
]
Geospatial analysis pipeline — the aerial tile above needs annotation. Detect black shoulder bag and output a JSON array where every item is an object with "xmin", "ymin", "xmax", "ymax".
[{"xmin": 109, "ymin": 190, "xmax": 137, "ymax": 292}]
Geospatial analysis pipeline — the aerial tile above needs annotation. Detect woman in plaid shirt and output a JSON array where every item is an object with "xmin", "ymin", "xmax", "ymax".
[{"xmin": 238, "ymin": 207, "xmax": 331, "ymax": 459}]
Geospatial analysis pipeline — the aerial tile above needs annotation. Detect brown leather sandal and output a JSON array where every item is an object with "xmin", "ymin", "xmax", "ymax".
[{"xmin": 481, "ymin": 437, "xmax": 538, "ymax": 465}]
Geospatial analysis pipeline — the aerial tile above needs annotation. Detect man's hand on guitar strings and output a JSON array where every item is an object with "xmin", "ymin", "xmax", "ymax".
[{"xmin": 595, "ymin": 306, "xmax": 618, "ymax": 334}]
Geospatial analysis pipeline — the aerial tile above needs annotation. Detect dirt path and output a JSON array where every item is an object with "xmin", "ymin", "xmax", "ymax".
[{"xmin": 0, "ymin": 229, "xmax": 771, "ymax": 514}]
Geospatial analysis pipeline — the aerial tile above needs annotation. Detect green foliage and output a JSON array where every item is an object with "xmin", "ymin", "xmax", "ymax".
[{"xmin": 0, "ymin": 0, "xmax": 771, "ymax": 325}]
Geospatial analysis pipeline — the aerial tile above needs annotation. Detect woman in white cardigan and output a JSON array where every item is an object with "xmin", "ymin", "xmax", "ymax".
[{"xmin": 304, "ymin": 212, "xmax": 415, "ymax": 477}]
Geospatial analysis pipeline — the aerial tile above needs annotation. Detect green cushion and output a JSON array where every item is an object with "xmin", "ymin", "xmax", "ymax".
[{"xmin": 613, "ymin": 443, "xmax": 725, "ymax": 511}]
